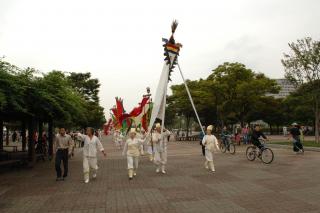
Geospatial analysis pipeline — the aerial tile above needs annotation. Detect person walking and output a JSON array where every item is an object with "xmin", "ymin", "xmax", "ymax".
[
  {"xmin": 151, "ymin": 123, "xmax": 171, "ymax": 174},
  {"xmin": 80, "ymin": 127, "xmax": 106, "ymax": 183},
  {"xmin": 199, "ymin": 126, "xmax": 205, "ymax": 156},
  {"xmin": 122, "ymin": 128, "xmax": 146, "ymax": 180},
  {"xmin": 54, "ymin": 127, "xmax": 73, "ymax": 181},
  {"xmin": 202, "ymin": 125, "xmax": 220, "ymax": 173},
  {"xmin": 242, "ymin": 124, "xmax": 249, "ymax": 145},
  {"xmin": 289, "ymin": 123, "xmax": 304, "ymax": 154}
]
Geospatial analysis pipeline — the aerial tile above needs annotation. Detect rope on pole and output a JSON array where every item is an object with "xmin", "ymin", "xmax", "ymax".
[{"xmin": 177, "ymin": 63, "xmax": 205, "ymax": 135}]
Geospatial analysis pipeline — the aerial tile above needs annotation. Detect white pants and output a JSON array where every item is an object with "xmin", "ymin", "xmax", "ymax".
[
  {"xmin": 154, "ymin": 151, "xmax": 167, "ymax": 166},
  {"xmin": 127, "ymin": 156, "xmax": 139, "ymax": 170},
  {"xmin": 205, "ymin": 149, "xmax": 213, "ymax": 162},
  {"xmin": 83, "ymin": 156, "xmax": 98, "ymax": 180},
  {"xmin": 139, "ymin": 145, "xmax": 144, "ymax": 155},
  {"xmin": 147, "ymin": 145, "xmax": 153, "ymax": 155}
]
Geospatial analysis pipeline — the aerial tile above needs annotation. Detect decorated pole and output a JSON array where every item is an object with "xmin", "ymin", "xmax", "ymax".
[
  {"xmin": 148, "ymin": 20, "xmax": 182, "ymax": 133},
  {"xmin": 148, "ymin": 20, "xmax": 204, "ymax": 139}
]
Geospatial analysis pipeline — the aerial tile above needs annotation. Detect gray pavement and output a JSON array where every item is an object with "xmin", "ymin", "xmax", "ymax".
[{"xmin": 0, "ymin": 136, "xmax": 320, "ymax": 213}]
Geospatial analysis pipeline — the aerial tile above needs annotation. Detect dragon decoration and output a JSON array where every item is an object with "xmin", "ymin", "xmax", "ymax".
[{"xmin": 109, "ymin": 96, "xmax": 153, "ymax": 134}]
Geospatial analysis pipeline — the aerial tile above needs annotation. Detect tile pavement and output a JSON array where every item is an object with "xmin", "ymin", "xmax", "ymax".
[{"xmin": 0, "ymin": 136, "xmax": 320, "ymax": 213}]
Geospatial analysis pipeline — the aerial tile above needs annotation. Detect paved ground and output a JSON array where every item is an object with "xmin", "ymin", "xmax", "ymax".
[{"xmin": 1, "ymin": 136, "xmax": 320, "ymax": 213}]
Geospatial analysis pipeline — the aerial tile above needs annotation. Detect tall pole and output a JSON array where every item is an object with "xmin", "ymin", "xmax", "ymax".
[
  {"xmin": 160, "ymin": 79, "xmax": 168, "ymax": 136},
  {"xmin": 177, "ymin": 63, "xmax": 205, "ymax": 135}
]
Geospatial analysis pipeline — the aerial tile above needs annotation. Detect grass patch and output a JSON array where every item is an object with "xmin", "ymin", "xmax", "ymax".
[{"xmin": 271, "ymin": 141, "xmax": 320, "ymax": 147}]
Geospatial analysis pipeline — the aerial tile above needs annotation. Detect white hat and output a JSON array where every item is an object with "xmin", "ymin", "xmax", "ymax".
[
  {"xmin": 155, "ymin": 123, "xmax": 161, "ymax": 128},
  {"xmin": 207, "ymin": 125, "xmax": 213, "ymax": 131},
  {"xmin": 130, "ymin": 128, "xmax": 136, "ymax": 134},
  {"xmin": 292, "ymin": 122, "xmax": 298, "ymax": 126}
]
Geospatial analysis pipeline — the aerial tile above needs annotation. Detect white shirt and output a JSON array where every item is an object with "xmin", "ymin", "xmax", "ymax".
[
  {"xmin": 202, "ymin": 134, "xmax": 219, "ymax": 152},
  {"xmin": 122, "ymin": 137, "xmax": 145, "ymax": 157},
  {"xmin": 81, "ymin": 134, "xmax": 104, "ymax": 157},
  {"xmin": 152, "ymin": 130, "xmax": 170, "ymax": 152}
]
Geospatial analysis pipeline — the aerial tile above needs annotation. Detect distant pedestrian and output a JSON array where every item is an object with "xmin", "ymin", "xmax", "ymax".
[
  {"xmin": 12, "ymin": 131, "xmax": 17, "ymax": 142},
  {"xmin": 242, "ymin": 125, "xmax": 249, "ymax": 145},
  {"xmin": 289, "ymin": 123, "xmax": 304, "ymax": 154},
  {"xmin": 283, "ymin": 126, "xmax": 287, "ymax": 136},
  {"xmin": 54, "ymin": 128, "xmax": 73, "ymax": 181}
]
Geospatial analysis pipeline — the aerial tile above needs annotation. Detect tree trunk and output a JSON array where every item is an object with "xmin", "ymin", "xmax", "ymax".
[
  {"xmin": 269, "ymin": 125, "xmax": 272, "ymax": 135},
  {"xmin": 48, "ymin": 119, "xmax": 53, "ymax": 158},
  {"xmin": 38, "ymin": 120, "xmax": 43, "ymax": 154},
  {"xmin": 186, "ymin": 115, "xmax": 190, "ymax": 138},
  {"xmin": 0, "ymin": 119, "xmax": 3, "ymax": 151},
  {"xmin": 22, "ymin": 121, "xmax": 27, "ymax": 151},
  {"xmin": 28, "ymin": 118, "xmax": 36, "ymax": 164},
  {"xmin": 315, "ymin": 98, "xmax": 319, "ymax": 143}
]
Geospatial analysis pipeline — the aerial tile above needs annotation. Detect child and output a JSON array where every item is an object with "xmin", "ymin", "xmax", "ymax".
[
  {"xmin": 202, "ymin": 125, "xmax": 220, "ymax": 172},
  {"xmin": 122, "ymin": 128, "xmax": 146, "ymax": 180}
]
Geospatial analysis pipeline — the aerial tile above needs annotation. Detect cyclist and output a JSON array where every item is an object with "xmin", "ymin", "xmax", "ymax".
[
  {"xmin": 251, "ymin": 125, "xmax": 268, "ymax": 151},
  {"xmin": 221, "ymin": 126, "xmax": 231, "ymax": 147}
]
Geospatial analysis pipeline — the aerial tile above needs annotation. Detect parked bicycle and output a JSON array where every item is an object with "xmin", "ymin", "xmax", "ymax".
[
  {"xmin": 246, "ymin": 139, "xmax": 274, "ymax": 164},
  {"xmin": 220, "ymin": 134, "xmax": 236, "ymax": 154}
]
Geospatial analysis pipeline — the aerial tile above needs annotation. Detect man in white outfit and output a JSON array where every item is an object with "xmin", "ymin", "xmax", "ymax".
[
  {"xmin": 81, "ymin": 127, "xmax": 106, "ymax": 183},
  {"xmin": 202, "ymin": 125, "xmax": 220, "ymax": 173},
  {"xmin": 152, "ymin": 123, "xmax": 171, "ymax": 174}
]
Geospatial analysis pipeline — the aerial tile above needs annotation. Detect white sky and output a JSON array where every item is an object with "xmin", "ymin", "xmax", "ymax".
[{"xmin": 1, "ymin": 0, "xmax": 319, "ymax": 117}]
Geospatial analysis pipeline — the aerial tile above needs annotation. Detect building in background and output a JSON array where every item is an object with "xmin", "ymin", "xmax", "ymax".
[{"xmin": 267, "ymin": 79, "xmax": 296, "ymax": 99}]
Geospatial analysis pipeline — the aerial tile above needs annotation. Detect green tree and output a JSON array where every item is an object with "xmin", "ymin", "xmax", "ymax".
[
  {"xmin": 67, "ymin": 72, "xmax": 105, "ymax": 128},
  {"xmin": 281, "ymin": 37, "xmax": 320, "ymax": 142},
  {"xmin": 207, "ymin": 62, "xmax": 279, "ymax": 125}
]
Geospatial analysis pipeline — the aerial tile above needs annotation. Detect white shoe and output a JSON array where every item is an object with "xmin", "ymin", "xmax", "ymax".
[
  {"xmin": 92, "ymin": 174, "xmax": 97, "ymax": 179},
  {"xmin": 156, "ymin": 168, "xmax": 160, "ymax": 173},
  {"xmin": 204, "ymin": 162, "xmax": 209, "ymax": 170},
  {"xmin": 133, "ymin": 172, "xmax": 137, "ymax": 176},
  {"xmin": 161, "ymin": 165, "xmax": 166, "ymax": 174},
  {"xmin": 84, "ymin": 179, "xmax": 89, "ymax": 183}
]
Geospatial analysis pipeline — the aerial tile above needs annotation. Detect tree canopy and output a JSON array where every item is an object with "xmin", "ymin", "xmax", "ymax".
[
  {"xmin": 282, "ymin": 37, "xmax": 320, "ymax": 142},
  {"xmin": 0, "ymin": 58, "xmax": 105, "ymax": 129}
]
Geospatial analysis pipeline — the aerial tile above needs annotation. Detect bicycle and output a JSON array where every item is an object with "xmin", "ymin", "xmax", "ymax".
[
  {"xmin": 220, "ymin": 135, "xmax": 236, "ymax": 154},
  {"xmin": 246, "ymin": 139, "xmax": 274, "ymax": 164}
]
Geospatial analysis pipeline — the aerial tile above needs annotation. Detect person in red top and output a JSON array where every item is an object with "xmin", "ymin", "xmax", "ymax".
[{"xmin": 241, "ymin": 124, "xmax": 250, "ymax": 145}]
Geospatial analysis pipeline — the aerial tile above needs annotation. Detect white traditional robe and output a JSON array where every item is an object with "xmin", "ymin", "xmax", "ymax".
[
  {"xmin": 152, "ymin": 130, "xmax": 170, "ymax": 166},
  {"xmin": 81, "ymin": 134, "xmax": 104, "ymax": 181},
  {"xmin": 202, "ymin": 134, "xmax": 219, "ymax": 162}
]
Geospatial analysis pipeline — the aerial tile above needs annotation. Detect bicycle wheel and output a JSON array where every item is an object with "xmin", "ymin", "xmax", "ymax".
[
  {"xmin": 229, "ymin": 143, "xmax": 236, "ymax": 154},
  {"xmin": 246, "ymin": 146, "xmax": 256, "ymax": 161},
  {"xmin": 261, "ymin": 148, "xmax": 274, "ymax": 164},
  {"xmin": 220, "ymin": 143, "xmax": 227, "ymax": 153}
]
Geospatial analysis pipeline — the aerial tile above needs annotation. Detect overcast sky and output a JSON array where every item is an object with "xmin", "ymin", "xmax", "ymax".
[{"xmin": 1, "ymin": 0, "xmax": 319, "ymax": 116}]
